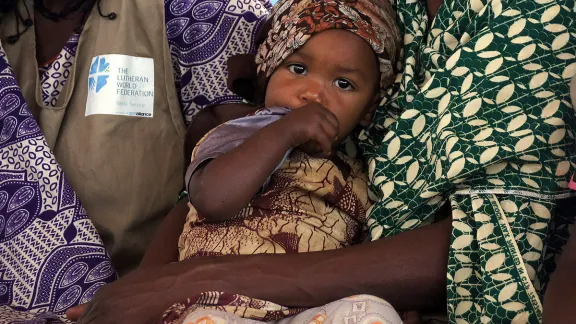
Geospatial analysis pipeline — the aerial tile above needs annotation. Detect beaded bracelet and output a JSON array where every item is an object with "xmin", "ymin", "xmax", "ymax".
[{"xmin": 178, "ymin": 190, "xmax": 189, "ymax": 202}]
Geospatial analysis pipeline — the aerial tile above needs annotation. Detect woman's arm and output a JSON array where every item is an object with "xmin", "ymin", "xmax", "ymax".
[
  {"xmin": 73, "ymin": 217, "xmax": 451, "ymax": 324},
  {"xmin": 139, "ymin": 199, "xmax": 188, "ymax": 268},
  {"xmin": 543, "ymin": 230, "xmax": 576, "ymax": 323}
]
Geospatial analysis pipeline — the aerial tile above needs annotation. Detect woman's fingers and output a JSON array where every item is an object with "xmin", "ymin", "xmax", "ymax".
[{"xmin": 65, "ymin": 303, "xmax": 89, "ymax": 321}]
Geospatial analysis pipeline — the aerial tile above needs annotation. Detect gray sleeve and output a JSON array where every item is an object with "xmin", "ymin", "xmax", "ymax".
[{"xmin": 185, "ymin": 107, "xmax": 291, "ymax": 195}]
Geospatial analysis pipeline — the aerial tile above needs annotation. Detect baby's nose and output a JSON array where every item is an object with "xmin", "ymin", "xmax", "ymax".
[{"xmin": 299, "ymin": 81, "xmax": 326, "ymax": 106}]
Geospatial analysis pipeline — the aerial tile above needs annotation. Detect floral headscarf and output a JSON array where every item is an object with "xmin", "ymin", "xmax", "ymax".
[{"xmin": 255, "ymin": 0, "xmax": 401, "ymax": 91}]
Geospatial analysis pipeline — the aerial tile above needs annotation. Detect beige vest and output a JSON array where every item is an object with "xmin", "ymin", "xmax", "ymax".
[{"xmin": 2, "ymin": 0, "xmax": 186, "ymax": 275}]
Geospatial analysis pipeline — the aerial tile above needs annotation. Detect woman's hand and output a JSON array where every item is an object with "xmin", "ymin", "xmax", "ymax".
[
  {"xmin": 70, "ymin": 260, "xmax": 212, "ymax": 324},
  {"xmin": 65, "ymin": 304, "xmax": 87, "ymax": 321},
  {"xmin": 66, "ymin": 218, "xmax": 451, "ymax": 323}
]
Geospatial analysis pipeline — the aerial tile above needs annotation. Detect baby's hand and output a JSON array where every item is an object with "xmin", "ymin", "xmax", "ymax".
[{"xmin": 278, "ymin": 103, "xmax": 339, "ymax": 155}]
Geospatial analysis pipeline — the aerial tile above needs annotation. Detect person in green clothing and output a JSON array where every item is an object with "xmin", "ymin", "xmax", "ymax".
[
  {"xmin": 69, "ymin": 0, "xmax": 576, "ymax": 323},
  {"xmin": 360, "ymin": 0, "xmax": 576, "ymax": 321}
]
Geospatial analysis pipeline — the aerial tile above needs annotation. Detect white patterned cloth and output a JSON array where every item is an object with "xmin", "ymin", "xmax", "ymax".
[
  {"xmin": 0, "ymin": 42, "xmax": 115, "ymax": 322},
  {"xmin": 162, "ymin": 294, "xmax": 401, "ymax": 324}
]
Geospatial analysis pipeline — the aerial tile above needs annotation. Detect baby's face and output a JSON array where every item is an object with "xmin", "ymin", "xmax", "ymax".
[{"xmin": 264, "ymin": 29, "xmax": 380, "ymax": 142}]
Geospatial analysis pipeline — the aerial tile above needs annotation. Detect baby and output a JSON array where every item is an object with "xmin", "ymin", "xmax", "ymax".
[{"xmin": 179, "ymin": 0, "xmax": 400, "ymax": 259}]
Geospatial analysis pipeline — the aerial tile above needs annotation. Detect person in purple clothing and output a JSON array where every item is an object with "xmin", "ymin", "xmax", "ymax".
[
  {"xmin": 0, "ymin": 0, "xmax": 269, "ymax": 321},
  {"xmin": 0, "ymin": 1, "xmax": 452, "ymax": 323}
]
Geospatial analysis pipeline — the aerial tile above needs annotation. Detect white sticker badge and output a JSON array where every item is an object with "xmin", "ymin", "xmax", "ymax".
[{"xmin": 85, "ymin": 54, "xmax": 154, "ymax": 118}]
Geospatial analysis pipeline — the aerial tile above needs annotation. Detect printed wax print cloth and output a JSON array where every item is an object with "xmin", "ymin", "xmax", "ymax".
[
  {"xmin": 358, "ymin": 0, "xmax": 576, "ymax": 322},
  {"xmin": 167, "ymin": 0, "xmax": 272, "ymax": 124},
  {"xmin": 179, "ymin": 107, "xmax": 372, "ymax": 258},
  {"xmin": 39, "ymin": 31, "xmax": 80, "ymax": 108},
  {"xmin": 0, "ymin": 41, "xmax": 117, "ymax": 322},
  {"xmin": 160, "ymin": 294, "xmax": 401, "ymax": 324}
]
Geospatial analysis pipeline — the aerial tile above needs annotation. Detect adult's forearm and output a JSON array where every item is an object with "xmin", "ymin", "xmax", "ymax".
[
  {"xmin": 543, "ymin": 261, "xmax": 576, "ymax": 323},
  {"xmin": 166, "ymin": 217, "xmax": 451, "ymax": 311},
  {"xmin": 75, "ymin": 218, "xmax": 451, "ymax": 323},
  {"xmin": 543, "ymin": 232, "xmax": 576, "ymax": 323},
  {"xmin": 139, "ymin": 199, "xmax": 188, "ymax": 268}
]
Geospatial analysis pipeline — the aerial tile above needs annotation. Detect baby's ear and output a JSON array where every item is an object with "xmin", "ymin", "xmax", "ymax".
[{"xmin": 359, "ymin": 93, "xmax": 381, "ymax": 127}]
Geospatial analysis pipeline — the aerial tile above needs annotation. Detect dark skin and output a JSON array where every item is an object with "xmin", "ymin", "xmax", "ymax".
[
  {"xmin": 71, "ymin": 218, "xmax": 451, "ymax": 323},
  {"xmin": 67, "ymin": 1, "xmax": 452, "ymax": 322},
  {"xmin": 543, "ymin": 230, "xmax": 576, "ymax": 323},
  {"xmin": 139, "ymin": 0, "xmax": 450, "ymax": 265},
  {"xmin": 32, "ymin": 0, "xmax": 86, "ymax": 65},
  {"xmin": 183, "ymin": 103, "xmax": 260, "ymax": 169},
  {"xmin": 189, "ymin": 103, "xmax": 340, "ymax": 221}
]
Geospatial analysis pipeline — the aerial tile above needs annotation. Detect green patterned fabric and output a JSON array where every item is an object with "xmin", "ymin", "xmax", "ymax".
[{"xmin": 358, "ymin": 0, "xmax": 576, "ymax": 322}]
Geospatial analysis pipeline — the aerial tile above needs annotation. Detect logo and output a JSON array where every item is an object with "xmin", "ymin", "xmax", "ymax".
[{"xmin": 88, "ymin": 57, "xmax": 110, "ymax": 93}]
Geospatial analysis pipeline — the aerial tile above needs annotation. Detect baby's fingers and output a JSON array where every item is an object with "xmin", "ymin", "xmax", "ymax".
[
  {"xmin": 314, "ymin": 124, "xmax": 336, "ymax": 154},
  {"xmin": 320, "ymin": 108, "xmax": 339, "ymax": 133}
]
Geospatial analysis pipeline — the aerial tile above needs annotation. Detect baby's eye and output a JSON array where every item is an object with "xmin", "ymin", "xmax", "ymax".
[
  {"xmin": 288, "ymin": 64, "xmax": 307, "ymax": 75},
  {"xmin": 334, "ymin": 79, "xmax": 354, "ymax": 91}
]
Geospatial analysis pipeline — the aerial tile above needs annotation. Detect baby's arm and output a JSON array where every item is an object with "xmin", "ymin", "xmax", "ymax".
[
  {"xmin": 189, "ymin": 103, "xmax": 339, "ymax": 221},
  {"xmin": 140, "ymin": 104, "xmax": 258, "ymax": 267}
]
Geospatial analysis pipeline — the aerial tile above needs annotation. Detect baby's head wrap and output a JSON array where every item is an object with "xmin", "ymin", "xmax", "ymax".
[{"xmin": 255, "ymin": 0, "xmax": 401, "ymax": 91}]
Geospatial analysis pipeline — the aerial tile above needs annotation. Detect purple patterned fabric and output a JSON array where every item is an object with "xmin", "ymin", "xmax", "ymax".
[
  {"xmin": 0, "ymin": 44, "xmax": 117, "ymax": 322},
  {"xmin": 39, "ymin": 33, "xmax": 80, "ymax": 108},
  {"xmin": 166, "ymin": 0, "xmax": 272, "ymax": 124},
  {"xmin": 0, "ymin": 0, "xmax": 271, "ymax": 321},
  {"xmin": 40, "ymin": 0, "xmax": 272, "ymax": 121}
]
